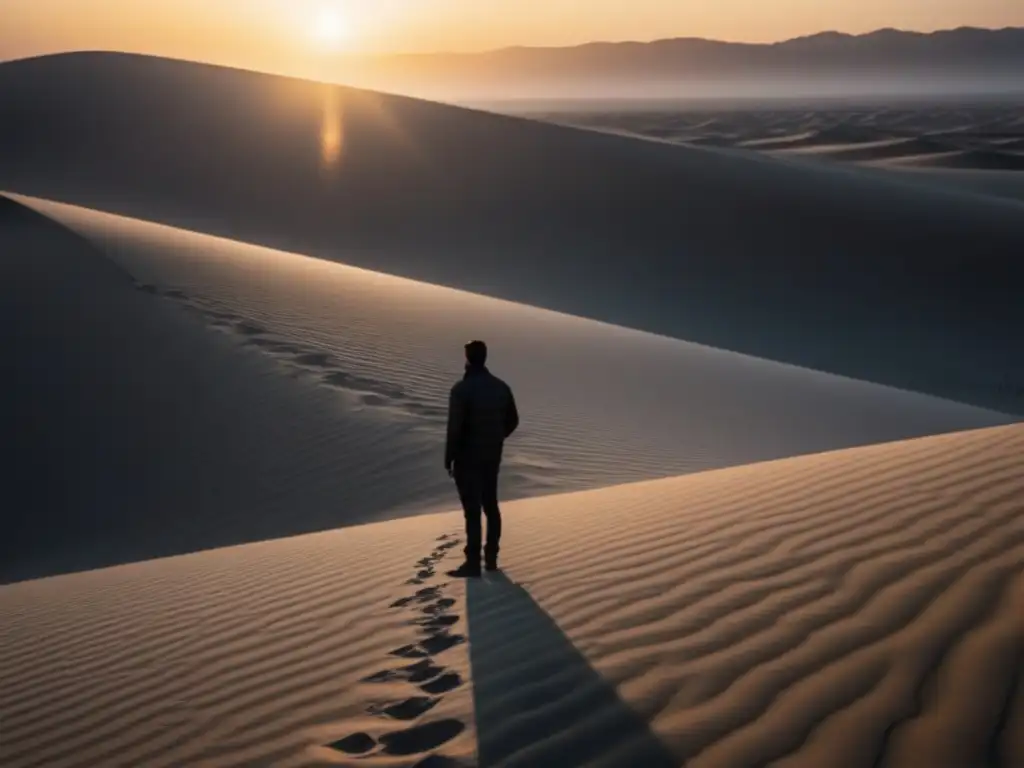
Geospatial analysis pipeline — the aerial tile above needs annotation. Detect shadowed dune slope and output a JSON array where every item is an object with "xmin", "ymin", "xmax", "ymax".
[
  {"xmin": 2, "ymin": 194, "xmax": 1011, "ymax": 582},
  {"xmin": 876, "ymin": 167, "xmax": 1024, "ymax": 205},
  {"xmin": 1, "ymin": 423, "xmax": 1021, "ymax": 767},
  {"xmin": 884, "ymin": 148, "xmax": 1024, "ymax": 171},
  {"xmin": 0, "ymin": 196, "xmax": 458, "ymax": 582},
  {"xmin": 1, "ymin": 53, "xmax": 1023, "ymax": 413}
]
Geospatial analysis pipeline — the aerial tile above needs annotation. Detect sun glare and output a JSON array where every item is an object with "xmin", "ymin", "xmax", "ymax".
[
  {"xmin": 320, "ymin": 88, "xmax": 344, "ymax": 169},
  {"xmin": 312, "ymin": 6, "xmax": 351, "ymax": 48}
]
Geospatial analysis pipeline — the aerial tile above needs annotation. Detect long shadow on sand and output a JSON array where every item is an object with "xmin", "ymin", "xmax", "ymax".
[{"xmin": 466, "ymin": 572, "xmax": 677, "ymax": 767}]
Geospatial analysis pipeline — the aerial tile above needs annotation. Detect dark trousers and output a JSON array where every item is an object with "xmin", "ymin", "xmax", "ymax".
[{"xmin": 454, "ymin": 460, "xmax": 502, "ymax": 565}]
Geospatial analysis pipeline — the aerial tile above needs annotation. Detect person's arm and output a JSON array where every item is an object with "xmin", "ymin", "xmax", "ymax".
[
  {"xmin": 445, "ymin": 384, "xmax": 465, "ymax": 472},
  {"xmin": 503, "ymin": 385, "xmax": 519, "ymax": 438}
]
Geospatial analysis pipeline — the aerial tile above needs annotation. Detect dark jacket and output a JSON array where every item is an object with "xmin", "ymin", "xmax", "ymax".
[{"xmin": 445, "ymin": 365, "xmax": 519, "ymax": 468}]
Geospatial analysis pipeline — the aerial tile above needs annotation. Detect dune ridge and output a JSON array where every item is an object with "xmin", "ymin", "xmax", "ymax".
[
  {"xmin": 2, "ymin": 53, "xmax": 1023, "ymax": 413},
  {"xmin": 537, "ymin": 100, "xmax": 1024, "ymax": 211},
  {"xmin": 0, "ymin": 195, "xmax": 458, "ymax": 582},
  {"xmin": 1, "ymin": 423, "xmax": 1020, "ymax": 767},
  {"xmin": 4, "ymin": 191, "xmax": 1011, "ymax": 582}
]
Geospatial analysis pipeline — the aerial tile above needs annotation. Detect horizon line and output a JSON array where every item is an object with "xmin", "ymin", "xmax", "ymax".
[
  {"xmin": 383, "ymin": 23, "xmax": 1023, "ymax": 58},
  {"xmin": 2, "ymin": 23, "xmax": 1021, "ymax": 66}
]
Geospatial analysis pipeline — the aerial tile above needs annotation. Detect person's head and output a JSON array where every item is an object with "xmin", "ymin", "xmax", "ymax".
[{"xmin": 464, "ymin": 339, "xmax": 487, "ymax": 367}]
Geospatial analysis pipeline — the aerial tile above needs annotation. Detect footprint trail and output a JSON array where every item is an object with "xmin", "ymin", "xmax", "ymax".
[{"xmin": 328, "ymin": 533, "xmax": 470, "ymax": 763}]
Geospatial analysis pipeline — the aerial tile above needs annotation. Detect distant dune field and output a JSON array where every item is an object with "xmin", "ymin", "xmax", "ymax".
[
  {"xmin": 525, "ymin": 100, "xmax": 1024, "ymax": 202},
  {"xmin": 1, "ymin": 53, "xmax": 1023, "ymax": 414}
]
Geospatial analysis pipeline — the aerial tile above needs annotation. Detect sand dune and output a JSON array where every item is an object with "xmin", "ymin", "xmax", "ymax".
[
  {"xmin": 540, "ymin": 100, "xmax": 1024, "ymax": 200},
  {"xmin": 870, "ymin": 167, "xmax": 1024, "ymax": 205},
  {"xmin": 1, "ymin": 422, "xmax": 1020, "ymax": 767},
  {"xmin": 774, "ymin": 136, "xmax": 953, "ymax": 162},
  {"xmin": 5, "ymin": 192, "xmax": 1009, "ymax": 582},
  {"xmin": 0, "ymin": 195, "xmax": 464, "ymax": 582},
  {"xmin": 745, "ymin": 126, "xmax": 888, "ymax": 151},
  {"xmin": 880, "ymin": 147, "xmax": 1024, "ymax": 171},
  {"xmin": 3, "ymin": 50, "xmax": 1023, "ymax": 768},
  {"xmin": 2, "ymin": 54, "xmax": 1024, "ymax": 414},
  {"xmin": 995, "ymin": 137, "xmax": 1024, "ymax": 151}
]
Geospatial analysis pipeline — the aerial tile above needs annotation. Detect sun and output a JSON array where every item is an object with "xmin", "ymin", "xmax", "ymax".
[{"xmin": 311, "ymin": 6, "xmax": 351, "ymax": 48}]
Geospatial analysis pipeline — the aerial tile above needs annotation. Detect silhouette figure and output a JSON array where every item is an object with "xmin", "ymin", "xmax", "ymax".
[{"xmin": 445, "ymin": 340, "xmax": 519, "ymax": 578}]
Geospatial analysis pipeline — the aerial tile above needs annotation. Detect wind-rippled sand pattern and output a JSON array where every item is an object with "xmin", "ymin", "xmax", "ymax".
[
  {"xmin": 500, "ymin": 423, "xmax": 1024, "ymax": 767},
  {"xmin": 2, "ymin": 424, "xmax": 1021, "ymax": 767},
  {"xmin": 22, "ymin": 194, "xmax": 1010, "ymax": 501},
  {"xmin": 0, "ymin": 516, "xmax": 477, "ymax": 768}
]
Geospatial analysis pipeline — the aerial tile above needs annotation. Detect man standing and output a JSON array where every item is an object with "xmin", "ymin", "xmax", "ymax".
[{"xmin": 445, "ymin": 340, "xmax": 519, "ymax": 577}]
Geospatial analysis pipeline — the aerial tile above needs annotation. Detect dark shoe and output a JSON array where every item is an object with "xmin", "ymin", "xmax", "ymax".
[
  {"xmin": 484, "ymin": 557, "xmax": 499, "ymax": 572},
  {"xmin": 447, "ymin": 562, "xmax": 481, "ymax": 578}
]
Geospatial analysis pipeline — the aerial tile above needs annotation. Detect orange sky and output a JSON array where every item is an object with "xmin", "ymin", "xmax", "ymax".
[{"xmin": 2, "ymin": 0, "xmax": 1022, "ymax": 78}]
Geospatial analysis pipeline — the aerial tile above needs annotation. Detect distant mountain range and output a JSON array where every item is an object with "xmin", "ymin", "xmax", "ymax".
[{"xmin": 338, "ymin": 26, "xmax": 1024, "ymax": 100}]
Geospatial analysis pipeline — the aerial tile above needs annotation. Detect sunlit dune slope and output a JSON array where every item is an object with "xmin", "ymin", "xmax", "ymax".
[
  {"xmin": 1, "ymin": 423, "xmax": 1021, "ymax": 767},
  {"xmin": 2, "ymin": 193, "xmax": 1010, "ymax": 582},
  {"xmin": 1, "ymin": 53, "xmax": 1023, "ymax": 412}
]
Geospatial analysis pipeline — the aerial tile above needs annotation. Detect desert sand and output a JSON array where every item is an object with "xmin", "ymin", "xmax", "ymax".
[
  {"xmin": 2, "ymin": 51, "xmax": 1023, "ymax": 768},
  {"xmin": 1, "ymin": 54, "xmax": 1023, "ymax": 413},
  {"xmin": 2, "ymin": 420, "xmax": 1021, "ymax": 767},
  {"xmin": 523, "ymin": 99, "xmax": 1024, "ymax": 204},
  {"xmin": 4, "ymin": 193, "xmax": 1008, "ymax": 583},
  {"xmin": 1, "ymin": 189, "xmax": 1021, "ymax": 768}
]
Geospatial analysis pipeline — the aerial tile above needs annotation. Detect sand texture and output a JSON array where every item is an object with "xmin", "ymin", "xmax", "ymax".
[
  {"xmin": 1, "ymin": 55, "xmax": 1023, "ymax": 413},
  {"xmin": 2, "ymin": 194, "xmax": 1009, "ymax": 582},
  {"xmin": 2, "ymin": 424, "xmax": 1021, "ymax": 767},
  {"xmin": 2, "ymin": 52, "xmax": 1023, "ymax": 768}
]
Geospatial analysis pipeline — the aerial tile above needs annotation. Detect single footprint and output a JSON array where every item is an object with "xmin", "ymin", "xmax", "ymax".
[
  {"xmin": 402, "ymin": 660, "xmax": 449, "ymax": 684},
  {"xmin": 364, "ymin": 659, "xmax": 448, "ymax": 685},
  {"xmin": 328, "ymin": 732, "xmax": 377, "ymax": 755},
  {"xmin": 294, "ymin": 352, "xmax": 332, "ymax": 368},
  {"xmin": 419, "ymin": 633, "xmax": 466, "ymax": 656},
  {"xmin": 419, "ymin": 672, "xmax": 462, "ymax": 695},
  {"xmin": 363, "ymin": 669, "xmax": 399, "ymax": 684},
  {"xmin": 411, "ymin": 756, "xmax": 472, "ymax": 768},
  {"xmin": 405, "ymin": 402, "xmax": 449, "ymax": 420},
  {"xmin": 389, "ymin": 644, "xmax": 429, "ymax": 659},
  {"xmin": 379, "ymin": 720, "xmax": 466, "ymax": 756},
  {"xmin": 415, "ymin": 615, "xmax": 458, "ymax": 628},
  {"xmin": 392, "ymin": 588, "xmax": 445, "ymax": 608},
  {"xmin": 245, "ymin": 338, "xmax": 300, "ymax": 354},
  {"xmin": 368, "ymin": 696, "xmax": 440, "ymax": 721},
  {"xmin": 422, "ymin": 599, "xmax": 456, "ymax": 616}
]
